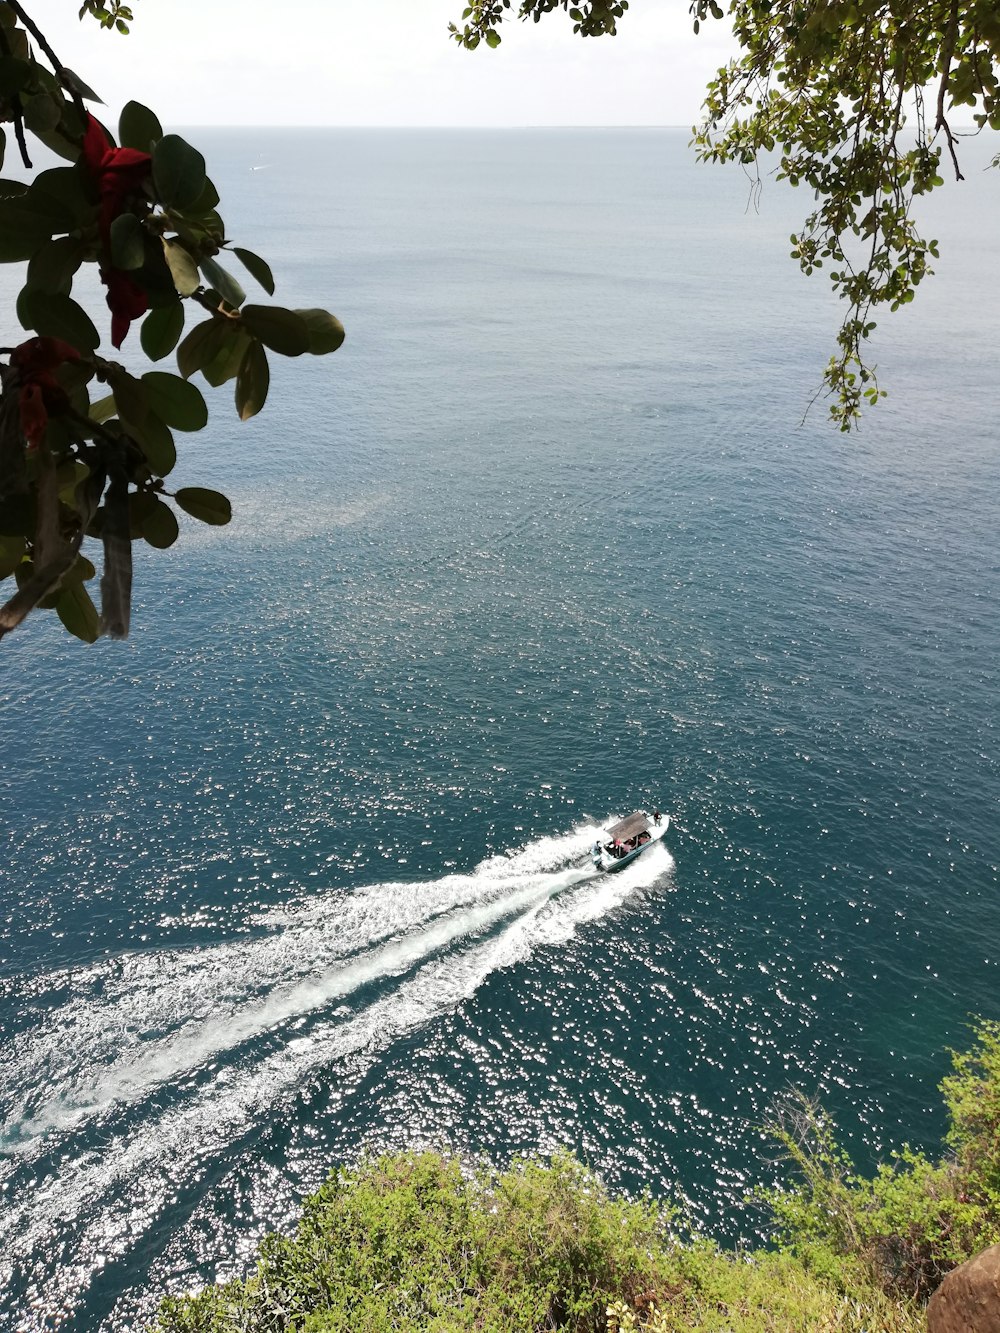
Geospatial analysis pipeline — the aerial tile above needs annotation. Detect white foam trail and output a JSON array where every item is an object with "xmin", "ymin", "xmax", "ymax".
[
  {"xmin": 0, "ymin": 827, "xmax": 673, "ymax": 1328},
  {"xmin": 2, "ymin": 822, "xmax": 628, "ymax": 1144},
  {"xmin": 13, "ymin": 872, "xmax": 583, "ymax": 1142}
]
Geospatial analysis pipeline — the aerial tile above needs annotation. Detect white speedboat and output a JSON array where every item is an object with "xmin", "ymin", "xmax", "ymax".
[{"xmin": 591, "ymin": 810, "xmax": 669, "ymax": 873}]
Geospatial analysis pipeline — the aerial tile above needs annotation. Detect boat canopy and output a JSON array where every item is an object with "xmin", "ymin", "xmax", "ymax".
[{"xmin": 605, "ymin": 812, "xmax": 650, "ymax": 842}]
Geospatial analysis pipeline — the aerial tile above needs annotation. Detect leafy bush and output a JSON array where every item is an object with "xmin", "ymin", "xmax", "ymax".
[
  {"xmin": 608, "ymin": 1245, "xmax": 921, "ymax": 1332},
  {"xmin": 156, "ymin": 1150, "xmax": 679, "ymax": 1333},
  {"xmin": 157, "ymin": 1022, "xmax": 1000, "ymax": 1332},
  {"xmin": 766, "ymin": 1019, "xmax": 1000, "ymax": 1301}
]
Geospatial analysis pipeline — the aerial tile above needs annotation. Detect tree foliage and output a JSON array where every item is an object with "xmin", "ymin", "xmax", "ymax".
[
  {"xmin": 451, "ymin": 0, "xmax": 1000, "ymax": 428},
  {"xmin": 0, "ymin": 1, "xmax": 345, "ymax": 643}
]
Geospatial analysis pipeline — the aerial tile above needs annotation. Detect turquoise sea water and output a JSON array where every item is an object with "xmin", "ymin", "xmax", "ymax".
[{"xmin": 1, "ymin": 128, "xmax": 999, "ymax": 1329}]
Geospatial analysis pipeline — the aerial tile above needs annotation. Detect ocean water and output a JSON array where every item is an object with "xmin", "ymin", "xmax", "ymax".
[{"xmin": 1, "ymin": 127, "xmax": 999, "ymax": 1330}]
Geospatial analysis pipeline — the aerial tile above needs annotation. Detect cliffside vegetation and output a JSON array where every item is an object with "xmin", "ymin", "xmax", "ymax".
[{"xmin": 156, "ymin": 1020, "xmax": 1000, "ymax": 1332}]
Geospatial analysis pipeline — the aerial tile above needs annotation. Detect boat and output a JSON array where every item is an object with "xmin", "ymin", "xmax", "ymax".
[{"xmin": 590, "ymin": 810, "xmax": 669, "ymax": 873}]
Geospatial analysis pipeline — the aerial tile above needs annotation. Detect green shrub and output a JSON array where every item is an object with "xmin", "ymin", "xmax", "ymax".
[
  {"xmin": 156, "ymin": 1150, "xmax": 680, "ymax": 1333},
  {"xmin": 609, "ymin": 1245, "xmax": 922, "ymax": 1332},
  {"xmin": 766, "ymin": 1018, "xmax": 1000, "ymax": 1301},
  {"xmin": 156, "ymin": 1020, "xmax": 1000, "ymax": 1331}
]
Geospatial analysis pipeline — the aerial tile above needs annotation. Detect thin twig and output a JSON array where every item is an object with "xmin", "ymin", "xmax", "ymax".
[{"xmin": 936, "ymin": 0, "xmax": 965, "ymax": 179}]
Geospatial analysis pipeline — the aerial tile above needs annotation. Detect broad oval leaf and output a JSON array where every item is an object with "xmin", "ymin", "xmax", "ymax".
[
  {"xmin": 0, "ymin": 193, "xmax": 71, "ymax": 260},
  {"xmin": 187, "ymin": 176, "xmax": 221, "ymax": 215},
  {"xmin": 152, "ymin": 134, "xmax": 207, "ymax": 210},
  {"xmin": 70, "ymin": 553, "xmax": 97, "ymax": 582},
  {"xmin": 33, "ymin": 167, "xmax": 92, "ymax": 224},
  {"xmin": 22, "ymin": 91, "xmax": 62, "ymax": 136},
  {"xmin": 141, "ymin": 371, "xmax": 208, "ymax": 432},
  {"xmin": 142, "ymin": 498, "xmax": 179, "ymax": 549},
  {"xmin": 232, "ymin": 247, "xmax": 275, "ymax": 296},
  {"xmin": 199, "ymin": 256, "xmax": 245, "ymax": 310},
  {"xmin": 110, "ymin": 212, "xmax": 146, "ymax": 270},
  {"xmin": 201, "ymin": 326, "xmax": 251, "ymax": 388},
  {"xmin": 135, "ymin": 412, "xmax": 177, "ymax": 477},
  {"xmin": 24, "ymin": 292, "xmax": 100, "ymax": 352},
  {"xmin": 89, "ymin": 393, "xmax": 117, "ymax": 425},
  {"xmin": 55, "ymin": 579, "xmax": 100, "ymax": 642},
  {"xmin": 0, "ymin": 534, "xmax": 25, "ymax": 581},
  {"xmin": 128, "ymin": 489, "xmax": 158, "ymax": 538},
  {"xmin": 26, "ymin": 236, "xmax": 84, "ymax": 295},
  {"xmin": 140, "ymin": 301, "xmax": 185, "ymax": 362},
  {"xmin": 118, "ymin": 100, "xmax": 163, "ymax": 152},
  {"xmin": 235, "ymin": 338, "xmax": 269, "ymax": 420},
  {"xmin": 240, "ymin": 305, "xmax": 309, "ymax": 357},
  {"xmin": 162, "ymin": 238, "xmax": 200, "ymax": 296},
  {"xmin": 295, "ymin": 307, "xmax": 346, "ymax": 356},
  {"xmin": 175, "ymin": 487, "xmax": 232, "ymax": 526},
  {"xmin": 176, "ymin": 317, "xmax": 229, "ymax": 380},
  {"xmin": 107, "ymin": 366, "xmax": 149, "ymax": 431}
]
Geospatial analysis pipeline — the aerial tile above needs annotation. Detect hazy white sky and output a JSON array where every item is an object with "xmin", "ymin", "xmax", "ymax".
[{"xmin": 43, "ymin": 0, "xmax": 736, "ymax": 128}]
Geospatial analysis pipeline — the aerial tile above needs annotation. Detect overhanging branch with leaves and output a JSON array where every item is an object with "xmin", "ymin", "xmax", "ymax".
[{"xmin": 0, "ymin": 1, "xmax": 345, "ymax": 643}]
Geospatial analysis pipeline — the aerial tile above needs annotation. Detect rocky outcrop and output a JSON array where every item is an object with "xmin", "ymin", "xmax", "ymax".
[{"xmin": 927, "ymin": 1245, "xmax": 1000, "ymax": 1333}]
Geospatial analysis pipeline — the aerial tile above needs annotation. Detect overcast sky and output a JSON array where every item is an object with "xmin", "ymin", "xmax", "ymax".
[{"xmin": 44, "ymin": 0, "xmax": 736, "ymax": 128}]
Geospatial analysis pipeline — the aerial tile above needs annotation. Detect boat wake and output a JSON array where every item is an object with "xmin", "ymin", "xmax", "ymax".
[{"xmin": 0, "ymin": 820, "xmax": 673, "ymax": 1327}]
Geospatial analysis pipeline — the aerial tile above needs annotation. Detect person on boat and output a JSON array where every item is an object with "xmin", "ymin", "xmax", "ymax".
[{"xmin": 653, "ymin": 809, "xmax": 662, "ymax": 825}]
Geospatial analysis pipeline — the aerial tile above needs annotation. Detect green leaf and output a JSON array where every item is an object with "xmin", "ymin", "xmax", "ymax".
[
  {"xmin": 128, "ymin": 489, "xmax": 158, "ymax": 537},
  {"xmin": 55, "ymin": 579, "xmax": 100, "ymax": 642},
  {"xmin": 152, "ymin": 134, "xmax": 207, "ymax": 210},
  {"xmin": 118, "ymin": 100, "xmax": 162, "ymax": 151},
  {"xmin": 0, "ymin": 194, "xmax": 70, "ymax": 261},
  {"xmin": 70, "ymin": 553, "xmax": 97, "ymax": 582},
  {"xmin": 235, "ymin": 339, "xmax": 269, "ymax": 420},
  {"xmin": 33, "ymin": 167, "xmax": 92, "ymax": 224},
  {"xmin": 240, "ymin": 305, "xmax": 310, "ymax": 357},
  {"xmin": 162, "ymin": 238, "xmax": 200, "ymax": 296},
  {"xmin": 140, "ymin": 301, "xmax": 185, "ymax": 361},
  {"xmin": 187, "ymin": 176, "xmax": 221, "ymax": 215},
  {"xmin": 295, "ymin": 307, "xmax": 346, "ymax": 355},
  {"xmin": 104, "ymin": 370, "xmax": 174, "ymax": 474},
  {"xmin": 141, "ymin": 371, "xmax": 208, "ymax": 432},
  {"xmin": 135, "ymin": 412, "xmax": 177, "ymax": 477},
  {"xmin": 29, "ymin": 120, "xmax": 87, "ymax": 164},
  {"xmin": 61, "ymin": 67, "xmax": 103, "ymax": 103},
  {"xmin": 201, "ymin": 326, "xmax": 251, "ymax": 388},
  {"xmin": 0, "ymin": 534, "xmax": 25, "ymax": 580},
  {"xmin": 109, "ymin": 212, "xmax": 146, "ymax": 270},
  {"xmin": 176, "ymin": 317, "xmax": 227, "ymax": 379},
  {"xmin": 0, "ymin": 54, "xmax": 34, "ymax": 95},
  {"xmin": 174, "ymin": 487, "xmax": 232, "ymax": 526},
  {"xmin": 107, "ymin": 366, "xmax": 149, "ymax": 430},
  {"xmin": 199, "ymin": 256, "xmax": 245, "ymax": 310},
  {"xmin": 22, "ymin": 291, "xmax": 100, "ymax": 352},
  {"xmin": 232, "ymin": 247, "xmax": 275, "ymax": 296},
  {"xmin": 141, "ymin": 498, "xmax": 179, "ymax": 549},
  {"xmin": 485, "ymin": 29, "xmax": 501, "ymax": 47},
  {"xmin": 22, "ymin": 91, "xmax": 63, "ymax": 136},
  {"xmin": 25, "ymin": 236, "xmax": 84, "ymax": 294}
]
